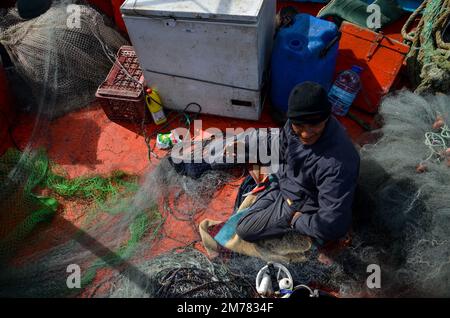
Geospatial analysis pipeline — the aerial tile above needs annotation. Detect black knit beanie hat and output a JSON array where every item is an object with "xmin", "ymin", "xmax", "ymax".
[{"xmin": 287, "ymin": 81, "xmax": 332, "ymax": 125}]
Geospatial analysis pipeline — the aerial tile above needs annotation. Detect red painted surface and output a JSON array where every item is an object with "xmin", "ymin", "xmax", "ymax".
[
  {"xmin": 8, "ymin": 98, "xmax": 373, "ymax": 263},
  {"xmin": 87, "ymin": 0, "xmax": 114, "ymax": 18},
  {"xmin": 335, "ymin": 22, "xmax": 410, "ymax": 114},
  {"xmin": 0, "ymin": 116, "xmax": 13, "ymax": 157},
  {"xmin": 0, "ymin": 65, "xmax": 16, "ymax": 155},
  {"xmin": 111, "ymin": 0, "xmax": 127, "ymax": 34}
]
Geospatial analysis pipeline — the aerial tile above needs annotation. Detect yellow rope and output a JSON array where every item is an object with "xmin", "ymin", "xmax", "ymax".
[{"xmin": 401, "ymin": 0, "xmax": 428, "ymax": 42}]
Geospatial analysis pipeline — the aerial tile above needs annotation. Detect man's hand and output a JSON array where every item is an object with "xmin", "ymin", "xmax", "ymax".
[
  {"xmin": 248, "ymin": 165, "xmax": 270, "ymax": 184},
  {"xmin": 290, "ymin": 212, "xmax": 302, "ymax": 228}
]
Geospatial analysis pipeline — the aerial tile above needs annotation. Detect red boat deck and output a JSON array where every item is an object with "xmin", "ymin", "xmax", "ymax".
[{"xmin": 2, "ymin": 1, "xmax": 412, "ymax": 296}]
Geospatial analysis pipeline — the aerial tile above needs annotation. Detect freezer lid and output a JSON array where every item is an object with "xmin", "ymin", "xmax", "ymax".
[{"xmin": 121, "ymin": 0, "xmax": 266, "ymax": 23}]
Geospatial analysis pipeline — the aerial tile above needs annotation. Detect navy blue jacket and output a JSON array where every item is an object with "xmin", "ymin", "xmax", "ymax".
[{"xmin": 275, "ymin": 117, "xmax": 360, "ymax": 242}]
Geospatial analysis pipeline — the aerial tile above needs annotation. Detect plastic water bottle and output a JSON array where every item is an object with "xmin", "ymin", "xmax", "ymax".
[{"xmin": 328, "ymin": 65, "xmax": 363, "ymax": 116}]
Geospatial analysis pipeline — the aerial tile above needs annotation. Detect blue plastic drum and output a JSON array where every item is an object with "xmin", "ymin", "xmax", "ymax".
[{"xmin": 270, "ymin": 14, "xmax": 339, "ymax": 113}]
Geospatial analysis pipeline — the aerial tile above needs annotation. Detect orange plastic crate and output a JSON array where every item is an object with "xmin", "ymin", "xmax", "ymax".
[{"xmin": 335, "ymin": 22, "xmax": 410, "ymax": 114}]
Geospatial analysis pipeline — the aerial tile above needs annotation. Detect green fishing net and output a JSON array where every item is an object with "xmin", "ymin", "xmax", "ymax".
[
  {"xmin": 0, "ymin": 149, "xmax": 58, "ymax": 262},
  {"xmin": 0, "ymin": 148, "xmax": 163, "ymax": 297}
]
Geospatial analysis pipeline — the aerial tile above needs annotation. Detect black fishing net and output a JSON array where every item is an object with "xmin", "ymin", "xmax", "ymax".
[{"xmin": 103, "ymin": 248, "xmax": 258, "ymax": 298}]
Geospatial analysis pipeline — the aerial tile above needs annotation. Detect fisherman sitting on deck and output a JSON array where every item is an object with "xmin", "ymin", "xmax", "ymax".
[{"xmin": 236, "ymin": 82, "xmax": 360, "ymax": 246}]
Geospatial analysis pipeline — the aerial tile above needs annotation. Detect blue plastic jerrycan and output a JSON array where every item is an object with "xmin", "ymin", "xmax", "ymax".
[{"xmin": 270, "ymin": 14, "xmax": 339, "ymax": 113}]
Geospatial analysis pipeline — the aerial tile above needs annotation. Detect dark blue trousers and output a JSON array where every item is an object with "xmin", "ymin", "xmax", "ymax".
[{"xmin": 235, "ymin": 179, "xmax": 295, "ymax": 242}]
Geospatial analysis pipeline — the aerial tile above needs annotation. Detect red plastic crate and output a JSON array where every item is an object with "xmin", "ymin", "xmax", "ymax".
[
  {"xmin": 335, "ymin": 22, "xmax": 410, "ymax": 114},
  {"xmin": 96, "ymin": 46, "xmax": 150, "ymax": 124}
]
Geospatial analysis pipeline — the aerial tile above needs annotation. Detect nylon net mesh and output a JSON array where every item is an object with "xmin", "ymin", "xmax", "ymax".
[
  {"xmin": 352, "ymin": 91, "xmax": 450, "ymax": 297},
  {"xmin": 0, "ymin": 0, "xmax": 126, "ymax": 118}
]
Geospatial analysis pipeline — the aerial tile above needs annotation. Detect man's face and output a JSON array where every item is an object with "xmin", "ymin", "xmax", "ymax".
[{"xmin": 291, "ymin": 119, "xmax": 328, "ymax": 145}]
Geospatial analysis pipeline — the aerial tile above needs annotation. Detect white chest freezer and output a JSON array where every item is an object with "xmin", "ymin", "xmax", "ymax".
[{"xmin": 120, "ymin": 0, "xmax": 276, "ymax": 120}]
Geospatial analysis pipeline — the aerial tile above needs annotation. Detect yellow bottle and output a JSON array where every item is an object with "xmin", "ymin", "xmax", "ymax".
[{"xmin": 145, "ymin": 88, "xmax": 167, "ymax": 125}]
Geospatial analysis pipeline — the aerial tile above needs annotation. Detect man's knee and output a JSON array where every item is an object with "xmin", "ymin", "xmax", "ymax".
[{"xmin": 236, "ymin": 219, "xmax": 259, "ymax": 242}]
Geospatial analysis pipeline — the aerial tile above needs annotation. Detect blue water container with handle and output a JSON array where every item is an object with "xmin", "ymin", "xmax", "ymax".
[{"xmin": 271, "ymin": 14, "xmax": 339, "ymax": 113}]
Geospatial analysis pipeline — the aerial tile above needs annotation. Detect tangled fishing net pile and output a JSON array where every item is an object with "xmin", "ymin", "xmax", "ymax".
[
  {"xmin": 0, "ymin": 149, "xmax": 244, "ymax": 297},
  {"xmin": 106, "ymin": 248, "xmax": 258, "ymax": 298},
  {"xmin": 350, "ymin": 90, "xmax": 450, "ymax": 297},
  {"xmin": 0, "ymin": 0, "xmax": 126, "ymax": 118},
  {"xmin": 0, "ymin": 148, "xmax": 162, "ymax": 297},
  {"xmin": 0, "ymin": 0, "xmax": 251, "ymax": 297}
]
